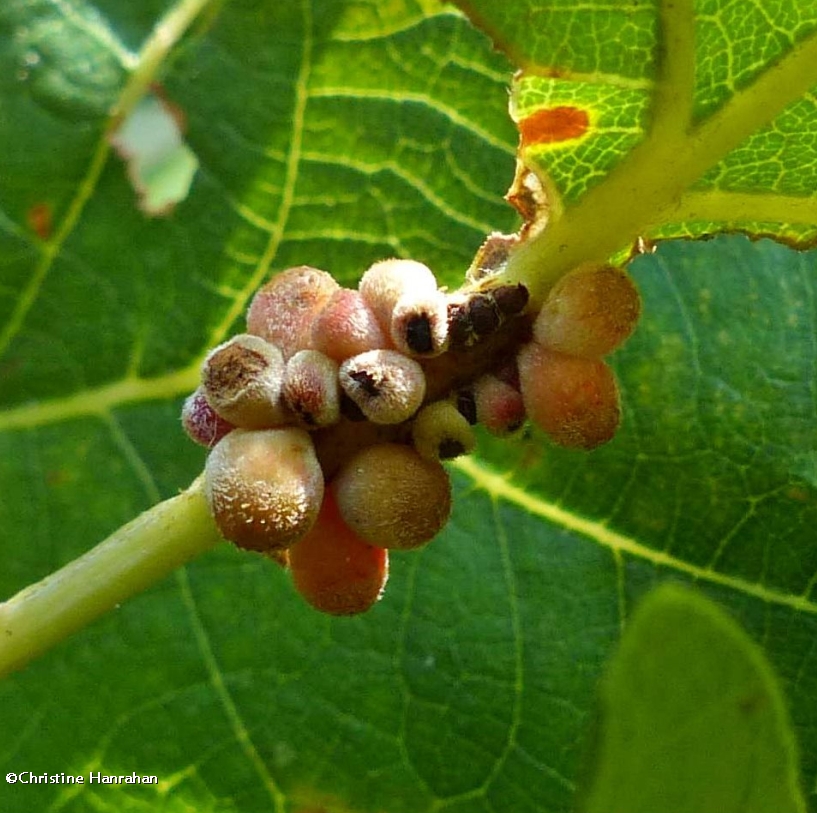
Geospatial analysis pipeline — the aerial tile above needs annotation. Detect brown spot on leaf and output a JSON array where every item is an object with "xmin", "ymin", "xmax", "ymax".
[
  {"xmin": 26, "ymin": 202, "xmax": 53, "ymax": 240},
  {"xmin": 738, "ymin": 690, "xmax": 767, "ymax": 715},
  {"xmin": 46, "ymin": 468, "xmax": 70, "ymax": 487},
  {"xmin": 519, "ymin": 106, "xmax": 589, "ymax": 147},
  {"xmin": 786, "ymin": 485, "xmax": 808, "ymax": 500}
]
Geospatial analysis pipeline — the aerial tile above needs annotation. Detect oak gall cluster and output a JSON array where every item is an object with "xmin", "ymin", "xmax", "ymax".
[{"xmin": 182, "ymin": 258, "xmax": 640, "ymax": 615}]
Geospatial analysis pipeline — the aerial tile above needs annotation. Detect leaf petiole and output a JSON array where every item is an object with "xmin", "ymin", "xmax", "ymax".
[
  {"xmin": 0, "ymin": 475, "xmax": 222, "ymax": 678},
  {"xmin": 501, "ymin": 6, "xmax": 817, "ymax": 304}
]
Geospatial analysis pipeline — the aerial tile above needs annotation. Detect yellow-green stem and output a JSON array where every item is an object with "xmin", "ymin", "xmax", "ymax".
[
  {"xmin": 503, "ymin": 13, "xmax": 817, "ymax": 305},
  {"xmin": 0, "ymin": 476, "xmax": 222, "ymax": 678}
]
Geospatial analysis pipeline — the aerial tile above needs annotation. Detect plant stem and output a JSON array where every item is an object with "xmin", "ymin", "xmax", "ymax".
[
  {"xmin": 0, "ymin": 476, "xmax": 222, "ymax": 678},
  {"xmin": 113, "ymin": 0, "xmax": 220, "ymax": 121},
  {"xmin": 502, "ymin": 11, "xmax": 817, "ymax": 305}
]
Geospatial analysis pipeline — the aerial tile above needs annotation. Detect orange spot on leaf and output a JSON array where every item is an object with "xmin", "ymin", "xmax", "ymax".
[
  {"xmin": 519, "ymin": 106, "xmax": 589, "ymax": 147},
  {"xmin": 26, "ymin": 202, "xmax": 53, "ymax": 240}
]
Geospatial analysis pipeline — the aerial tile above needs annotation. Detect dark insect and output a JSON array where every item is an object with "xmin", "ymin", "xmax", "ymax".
[{"xmin": 447, "ymin": 283, "xmax": 529, "ymax": 349}]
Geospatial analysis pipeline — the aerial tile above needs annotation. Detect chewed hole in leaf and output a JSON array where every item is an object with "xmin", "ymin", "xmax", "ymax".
[{"xmin": 109, "ymin": 89, "xmax": 199, "ymax": 216}]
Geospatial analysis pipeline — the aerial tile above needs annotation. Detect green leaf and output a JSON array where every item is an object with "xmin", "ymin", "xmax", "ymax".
[
  {"xmin": 578, "ymin": 583, "xmax": 804, "ymax": 813},
  {"xmin": 455, "ymin": 0, "xmax": 817, "ymax": 300},
  {"xmin": 1, "ymin": 2, "xmax": 816, "ymax": 813}
]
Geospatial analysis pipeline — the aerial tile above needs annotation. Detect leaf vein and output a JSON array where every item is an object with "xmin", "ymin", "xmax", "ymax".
[
  {"xmin": 176, "ymin": 567, "xmax": 287, "ymax": 811},
  {"xmin": 455, "ymin": 456, "xmax": 817, "ymax": 617},
  {"xmin": 307, "ymin": 88, "xmax": 515, "ymax": 155},
  {"xmin": 202, "ymin": 0, "xmax": 315, "ymax": 351}
]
